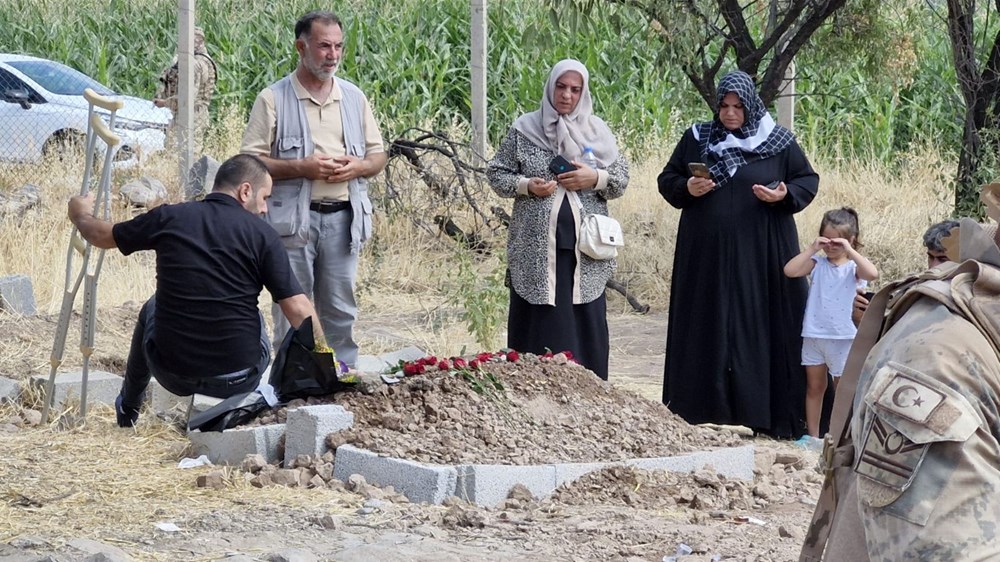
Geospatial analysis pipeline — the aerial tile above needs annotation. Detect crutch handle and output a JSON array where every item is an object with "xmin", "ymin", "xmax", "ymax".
[
  {"xmin": 89, "ymin": 114, "xmax": 121, "ymax": 147},
  {"xmin": 83, "ymin": 88, "xmax": 124, "ymax": 112}
]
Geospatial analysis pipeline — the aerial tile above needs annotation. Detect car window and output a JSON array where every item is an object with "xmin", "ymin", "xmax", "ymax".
[
  {"xmin": 0, "ymin": 68, "xmax": 44, "ymax": 103},
  {"xmin": 6, "ymin": 60, "xmax": 115, "ymax": 96}
]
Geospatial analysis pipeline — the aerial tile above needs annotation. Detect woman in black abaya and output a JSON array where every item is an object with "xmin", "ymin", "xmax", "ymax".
[{"xmin": 658, "ymin": 71, "xmax": 819, "ymax": 437}]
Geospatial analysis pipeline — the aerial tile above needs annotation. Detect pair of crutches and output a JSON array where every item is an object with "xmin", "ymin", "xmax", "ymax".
[{"xmin": 39, "ymin": 88, "xmax": 123, "ymax": 425}]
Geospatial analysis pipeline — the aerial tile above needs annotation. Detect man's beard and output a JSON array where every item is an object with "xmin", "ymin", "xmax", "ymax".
[{"xmin": 305, "ymin": 56, "xmax": 339, "ymax": 81}]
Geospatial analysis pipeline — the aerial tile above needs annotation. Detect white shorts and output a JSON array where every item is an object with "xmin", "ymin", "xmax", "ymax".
[{"xmin": 801, "ymin": 337, "xmax": 853, "ymax": 377}]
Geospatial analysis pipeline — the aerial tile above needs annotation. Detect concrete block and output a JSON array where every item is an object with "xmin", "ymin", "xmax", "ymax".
[
  {"xmin": 355, "ymin": 354, "xmax": 387, "ymax": 374},
  {"xmin": 376, "ymin": 346, "xmax": 427, "ymax": 370},
  {"xmin": 553, "ymin": 461, "xmax": 612, "ymax": 488},
  {"xmin": 334, "ymin": 444, "xmax": 457, "ymax": 505},
  {"xmin": 30, "ymin": 370, "xmax": 120, "ymax": 408},
  {"xmin": 626, "ymin": 445, "xmax": 755, "ymax": 481},
  {"xmin": 188, "ymin": 423, "xmax": 286, "ymax": 465},
  {"xmin": 284, "ymin": 404, "xmax": 355, "ymax": 463},
  {"xmin": 0, "ymin": 376, "xmax": 20, "ymax": 403},
  {"xmin": 0, "ymin": 274, "xmax": 36, "ymax": 316},
  {"xmin": 455, "ymin": 463, "xmax": 556, "ymax": 507},
  {"xmin": 146, "ymin": 379, "xmax": 189, "ymax": 416}
]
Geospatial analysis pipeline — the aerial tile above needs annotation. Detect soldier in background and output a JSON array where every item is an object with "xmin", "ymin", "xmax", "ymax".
[
  {"xmin": 154, "ymin": 26, "xmax": 217, "ymax": 155},
  {"xmin": 844, "ymin": 215, "xmax": 1000, "ymax": 560}
]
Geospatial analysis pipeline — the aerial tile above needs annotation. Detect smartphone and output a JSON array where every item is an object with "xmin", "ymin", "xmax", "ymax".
[
  {"xmin": 687, "ymin": 162, "xmax": 711, "ymax": 179},
  {"xmin": 549, "ymin": 154, "xmax": 577, "ymax": 175},
  {"xmin": 863, "ymin": 291, "xmax": 875, "ymax": 301},
  {"xmin": 765, "ymin": 180, "xmax": 781, "ymax": 189}
]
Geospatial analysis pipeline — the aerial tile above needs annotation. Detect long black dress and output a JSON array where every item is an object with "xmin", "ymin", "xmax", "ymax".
[{"xmin": 658, "ymin": 129, "xmax": 819, "ymax": 437}]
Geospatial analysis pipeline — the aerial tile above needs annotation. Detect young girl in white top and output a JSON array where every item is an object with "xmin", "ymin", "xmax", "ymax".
[{"xmin": 784, "ymin": 207, "xmax": 878, "ymax": 444}]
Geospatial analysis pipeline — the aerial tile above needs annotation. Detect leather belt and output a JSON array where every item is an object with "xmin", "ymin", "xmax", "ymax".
[{"xmin": 309, "ymin": 200, "xmax": 351, "ymax": 214}]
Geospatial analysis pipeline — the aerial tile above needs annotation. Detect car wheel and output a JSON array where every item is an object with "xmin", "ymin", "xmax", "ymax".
[{"xmin": 42, "ymin": 130, "xmax": 87, "ymax": 161}]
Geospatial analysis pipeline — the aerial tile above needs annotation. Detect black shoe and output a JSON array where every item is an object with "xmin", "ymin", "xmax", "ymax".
[{"xmin": 115, "ymin": 394, "xmax": 140, "ymax": 427}]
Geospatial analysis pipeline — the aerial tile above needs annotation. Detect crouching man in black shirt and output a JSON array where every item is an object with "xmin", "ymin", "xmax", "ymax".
[{"xmin": 69, "ymin": 154, "xmax": 320, "ymax": 427}]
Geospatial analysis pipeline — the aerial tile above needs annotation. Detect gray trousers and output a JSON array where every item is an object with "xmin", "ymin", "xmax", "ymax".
[{"xmin": 272, "ymin": 207, "xmax": 359, "ymax": 367}]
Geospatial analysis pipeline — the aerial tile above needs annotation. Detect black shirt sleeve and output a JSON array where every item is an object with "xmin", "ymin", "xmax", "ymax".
[
  {"xmin": 260, "ymin": 230, "xmax": 303, "ymax": 302},
  {"xmin": 112, "ymin": 207, "xmax": 167, "ymax": 256}
]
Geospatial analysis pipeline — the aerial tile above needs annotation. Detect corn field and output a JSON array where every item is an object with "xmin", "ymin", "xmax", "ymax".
[{"xmin": 0, "ymin": 0, "xmax": 974, "ymax": 161}]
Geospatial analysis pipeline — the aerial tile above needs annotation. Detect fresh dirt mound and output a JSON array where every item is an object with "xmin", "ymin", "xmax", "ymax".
[{"xmin": 255, "ymin": 353, "xmax": 745, "ymax": 466}]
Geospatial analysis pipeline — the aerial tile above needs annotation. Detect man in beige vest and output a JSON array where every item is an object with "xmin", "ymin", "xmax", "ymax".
[{"xmin": 240, "ymin": 11, "xmax": 386, "ymax": 368}]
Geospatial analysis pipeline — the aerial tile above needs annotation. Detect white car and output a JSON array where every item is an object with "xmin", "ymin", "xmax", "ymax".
[{"xmin": 0, "ymin": 54, "xmax": 172, "ymax": 166}]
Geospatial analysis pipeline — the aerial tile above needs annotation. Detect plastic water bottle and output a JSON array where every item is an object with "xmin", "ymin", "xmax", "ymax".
[{"xmin": 582, "ymin": 146, "xmax": 598, "ymax": 169}]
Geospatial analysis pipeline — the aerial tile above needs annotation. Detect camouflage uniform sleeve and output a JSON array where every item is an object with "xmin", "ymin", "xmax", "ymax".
[{"xmin": 852, "ymin": 297, "xmax": 1000, "ymax": 561}]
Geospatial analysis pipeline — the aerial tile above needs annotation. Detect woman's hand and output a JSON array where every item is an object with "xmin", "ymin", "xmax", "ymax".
[
  {"xmin": 557, "ymin": 163, "xmax": 599, "ymax": 191},
  {"xmin": 752, "ymin": 181, "xmax": 787, "ymax": 203},
  {"xmin": 687, "ymin": 176, "xmax": 716, "ymax": 197},
  {"xmin": 527, "ymin": 177, "xmax": 557, "ymax": 198}
]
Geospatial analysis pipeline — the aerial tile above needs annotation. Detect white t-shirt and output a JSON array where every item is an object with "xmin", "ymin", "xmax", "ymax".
[{"xmin": 801, "ymin": 255, "xmax": 866, "ymax": 339}]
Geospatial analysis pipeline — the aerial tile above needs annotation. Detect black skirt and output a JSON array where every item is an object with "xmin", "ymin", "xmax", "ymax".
[{"xmin": 507, "ymin": 199, "xmax": 609, "ymax": 380}]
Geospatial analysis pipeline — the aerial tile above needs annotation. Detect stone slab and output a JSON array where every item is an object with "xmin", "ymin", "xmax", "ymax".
[
  {"xmin": 626, "ymin": 445, "xmax": 756, "ymax": 480},
  {"xmin": 185, "ymin": 154, "xmax": 221, "ymax": 200},
  {"xmin": 30, "ymin": 370, "xmax": 119, "ymax": 409},
  {"xmin": 284, "ymin": 404, "xmax": 355, "ymax": 464},
  {"xmin": 375, "ymin": 347, "xmax": 427, "ymax": 371},
  {"xmin": 188, "ymin": 423, "xmax": 286, "ymax": 465},
  {"xmin": 455, "ymin": 463, "xmax": 557, "ymax": 508},
  {"xmin": 355, "ymin": 354, "xmax": 387, "ymax": 374},
  {"xmin": 0, "ymin": 274, "xmax": 36, "ymax": 316},
  {"xmin": 553, "ymin": 461, "xmax": 612, "ymax": 488},
  {"xmin": 333, "ymin": 444, "xmax": 457, "ymax": 505},
  {"xmin": 0, "ymin": 375, "xmax": 20, "ymax": 403}
]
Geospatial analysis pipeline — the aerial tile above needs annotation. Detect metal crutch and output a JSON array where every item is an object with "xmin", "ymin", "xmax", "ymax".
[{"xmin": 40, "ymin": 88, "xmax": 123, "ymax": 425}]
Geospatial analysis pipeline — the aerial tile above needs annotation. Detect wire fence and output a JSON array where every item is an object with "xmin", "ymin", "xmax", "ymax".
[{"xmin": 0, "ymin": 53, "xmax": 189, "ymax": 195}]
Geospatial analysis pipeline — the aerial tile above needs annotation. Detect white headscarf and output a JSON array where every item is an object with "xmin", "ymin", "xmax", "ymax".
[{"xmin": 512, "ymin": 59, "xmax": 620, "ymax": 167}]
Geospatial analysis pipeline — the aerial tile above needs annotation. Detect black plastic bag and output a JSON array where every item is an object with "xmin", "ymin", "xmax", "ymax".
[
  {"xmin": 187, "ymin": 390, "xmax": 270, "ymax": 432},
  {"xmin": 269, "ymin": 317, "xmax": 355, "ymax": 402}
]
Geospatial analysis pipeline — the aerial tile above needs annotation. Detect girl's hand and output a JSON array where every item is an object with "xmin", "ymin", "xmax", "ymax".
[
  {"xmin": 810, "ymin": 236, "xmax": 830, "ymax": 252},
  {"xmin": 687, "ymin": 176, "xmax": 716, "ymax": 197},
  {"xmin": 752, "ymin": 181, "xmax": 787, "ymax": 203},
  {"xmin": 527, "ymin": 178, "xmax": 557, "ymax": 198},
  {"xmin": 827, "ymin": 237, "xmax": 852, "ymax": 251}
]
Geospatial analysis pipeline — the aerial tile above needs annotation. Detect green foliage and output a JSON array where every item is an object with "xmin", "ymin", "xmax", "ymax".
[
  {"xmin": 0, "ymin": 0, "xmax": 685, "ymax": 154},
  {"xmin": 443, "ymin": 250, "xmax": 508, "ymax": 351},
  {"xmin": 0, "ymin": 0, "xmax": 990, "ymax": 193}
]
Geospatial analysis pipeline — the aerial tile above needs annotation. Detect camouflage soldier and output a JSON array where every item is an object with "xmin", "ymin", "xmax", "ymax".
[
  {"xmin": 846, "ymin": 217, "xmax": 1000, "ymax": 560},
  {"xmin": 154, "ymin": 27, "xmax": 217, "ymax": 154}
]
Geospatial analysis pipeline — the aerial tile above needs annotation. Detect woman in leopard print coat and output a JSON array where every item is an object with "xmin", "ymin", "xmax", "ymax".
[{"xmin": 487, "ymin": 59, "xmax": 629, "ymax": 380}]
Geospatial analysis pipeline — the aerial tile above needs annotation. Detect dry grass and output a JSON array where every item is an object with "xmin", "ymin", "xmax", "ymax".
[
  {"xmin": 0, "ymin": 140, "xmax": 956, "ymax": 322},
  {"xmin": 0, "ymin": 402, "xmax": 357, "ymax": 559}
]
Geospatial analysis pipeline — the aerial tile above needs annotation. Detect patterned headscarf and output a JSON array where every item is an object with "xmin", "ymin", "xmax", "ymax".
[
  {"xmin": 512, "ymin": 59, "xmax": 620, "ymax": 167},
  {"xmin": 693, "ymin": 70, "xmax": 794, "ymax": 187}
]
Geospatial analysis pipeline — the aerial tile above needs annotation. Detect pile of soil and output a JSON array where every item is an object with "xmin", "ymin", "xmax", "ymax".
[{"xmin": 255, "ymin": 353, "xmax": 745, "ymax": 466}]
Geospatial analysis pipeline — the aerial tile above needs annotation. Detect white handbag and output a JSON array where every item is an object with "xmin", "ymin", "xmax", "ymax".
[{"xmin": 578, "ymin": 213, "xmax": 624, "ymax": 260}]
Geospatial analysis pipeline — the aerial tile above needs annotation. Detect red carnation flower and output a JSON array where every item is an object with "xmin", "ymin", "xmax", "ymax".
[
  {"xmin": 469, "ymin": 359, "xmax": 481, "ymax": 370},
  {"xmin": 506, "ymin": 350, "xmax": 520, "ymax": 362},
  {"xmin": 453, "ymin": 357, "xmax": 467, "ymax": 369},
  {"xmin": 438, "ymin": 360, "xmax": 450, "ymax": 371},
  {"xmin": 562, "ymin": 350, "xmax": 575, "ymax": 361},
  {"xmin": 476, "ymin": 352, "xmax": 492, "ymax": 363},
  {"xmin": 403, "ymin": 363, "xmax": 420, "ymax": 376}
]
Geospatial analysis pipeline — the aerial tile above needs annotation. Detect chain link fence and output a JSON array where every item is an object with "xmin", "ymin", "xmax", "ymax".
[{"xmin": 0, "ymin": 53, "xmax": 191, "ymax": 201}]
